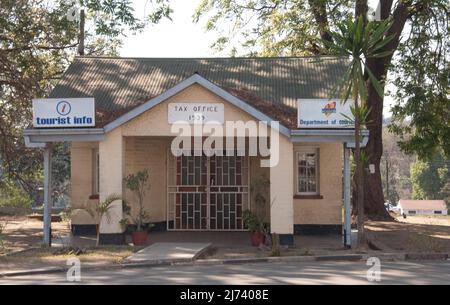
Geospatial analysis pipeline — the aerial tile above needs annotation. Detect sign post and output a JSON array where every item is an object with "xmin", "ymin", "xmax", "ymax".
[
  {"xmin": 31, "ymin": 98, "xmax": 96, "ymax": 246},
  {"xmin": 43, "ymin": 144, "xmax": 52, "ymax": 247},
  {"xmin": 297, "ymin": 99, "xmax": 354, "ymax": 129},
  {"xmin": 32, "ymin": 98, "xmax": 95, "ymax": 128}
]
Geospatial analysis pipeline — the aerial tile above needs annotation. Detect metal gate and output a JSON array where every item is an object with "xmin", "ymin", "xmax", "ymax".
[{"xmin": 167, "ymin": 153, "xmax": 249, "ymax": 231}]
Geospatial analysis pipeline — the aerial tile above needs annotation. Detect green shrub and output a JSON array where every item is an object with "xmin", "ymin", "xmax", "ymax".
[
  {"xmin": 0, "ymin": 221, "xmax": 6, "ymax": 251},
  {"xmin": 0, "ymin": 180, "xmax": 32, "ymax": 208}
]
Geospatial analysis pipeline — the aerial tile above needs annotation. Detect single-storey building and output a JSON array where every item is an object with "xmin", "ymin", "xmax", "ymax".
[
  {"xmin": 24, "ymin": 56, "xmax": 368, "ymax": 247},
  {"xmin": 398, "ymin": 199, "xmax": 448, "ymax": 216}
]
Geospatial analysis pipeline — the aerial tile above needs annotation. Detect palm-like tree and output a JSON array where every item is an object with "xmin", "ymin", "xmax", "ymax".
[
  {"xmin": 324, "ymin": 16, "xmax": 393, "ymax": 247},
  {"xmin": 84, "ymin": 194, "xmax": 122, "ymax": 246}
]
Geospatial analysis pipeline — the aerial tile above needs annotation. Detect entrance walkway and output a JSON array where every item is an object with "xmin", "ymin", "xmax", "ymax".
[
  {"xmin": 147, "ymin": 231, "xmax": 251, "ymax": 247},
  {"xmin": 124, "ymin": 242, "xmax": 211, "ymax": 263}
]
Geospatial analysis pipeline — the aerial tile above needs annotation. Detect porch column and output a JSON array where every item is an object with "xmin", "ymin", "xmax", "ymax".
[
  {"xmin": 343, "ymin": 144, "xmax": 352, "ymax": 248},
  {"xmin": 98, "ymin": 128, "xmax": 124, "ymax": 244},
  {"xmin": 270, "ymin": 135, "xmax": 294, "ymax": 246},
  {"xmin": 43, "ymin": 144, "xmax": 52, "ymax": 247}
]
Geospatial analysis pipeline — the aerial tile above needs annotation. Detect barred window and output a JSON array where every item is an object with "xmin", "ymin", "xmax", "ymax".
[{"xmin": 296, "ymin": 148, "xmax": 319, "ymax": 195}]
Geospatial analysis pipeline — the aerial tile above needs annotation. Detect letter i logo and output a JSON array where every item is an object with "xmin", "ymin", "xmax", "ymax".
[{"xmin": 57, "ymin": 101, "xmax": 71, "ymax": 116}]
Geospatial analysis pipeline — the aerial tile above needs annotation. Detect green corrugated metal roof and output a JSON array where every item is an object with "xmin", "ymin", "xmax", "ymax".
[{"xmin": 50, "ymin": 56, "xmax": 348, "ymax": 114}]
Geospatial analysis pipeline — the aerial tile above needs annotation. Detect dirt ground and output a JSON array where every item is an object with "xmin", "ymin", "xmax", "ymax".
[
  {"xmin": 0, "ymin": 216, "xmax": 71, "ymax": 253},
  {"xmin": 366, "ymin": 215, "xmax": 450, "ymax": 253},
  {"xmin": 0, "ymin": 246, "xmax": 135, "ymax": 272},
  {"xmin": 0, "ymin": 215, "xmax": 135, "ymax": 271}
]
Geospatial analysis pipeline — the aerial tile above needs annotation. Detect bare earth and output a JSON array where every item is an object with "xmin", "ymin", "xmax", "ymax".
[
  {"xmin": 366, "ymin": 215, "xmax": 450, "ymax": 253},
  {"xmin": 0, "ymin": 216, "xmax": 70, "ymax": 253},
  {"xmin": 0, "ymin": 216, "xmax": 134, "ymax": 271}
]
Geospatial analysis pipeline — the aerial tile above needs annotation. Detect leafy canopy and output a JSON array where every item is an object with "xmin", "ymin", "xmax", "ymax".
[{"xmin": 0, "ymin": 0, "xmax": 172, "ymax": 202}]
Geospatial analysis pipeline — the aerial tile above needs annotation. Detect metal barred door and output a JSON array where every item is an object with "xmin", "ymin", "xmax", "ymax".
[{"xmin": 167, "ymin": 153, "xmax": 249, "ymax": 231}]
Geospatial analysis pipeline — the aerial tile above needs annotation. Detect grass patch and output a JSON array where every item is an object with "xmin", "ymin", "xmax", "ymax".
[
  {"xmin": 0, "ymin": 221, "xmax": 6, "ymax": 254},
  {"xmin": 0, "ymin": 245, "xmax": 137, "ymax": 269}
]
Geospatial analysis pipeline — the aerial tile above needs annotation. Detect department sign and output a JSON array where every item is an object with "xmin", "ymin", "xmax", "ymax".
[
  {"xmin": 32, "ymin": 98, "xmax": 95, "ymax": 127},
  {"xmin": 168, "ymin": 103, "xmax": 224, "ymax": 124},
  {"xmin": 297, "ymin": 99, "xmax": 354, "ymax": 128}
]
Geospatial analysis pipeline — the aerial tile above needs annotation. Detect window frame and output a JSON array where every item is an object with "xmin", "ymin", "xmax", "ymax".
[{"xmin": 295, "ymin": 147, "xmax": 320, "ymax": 196}]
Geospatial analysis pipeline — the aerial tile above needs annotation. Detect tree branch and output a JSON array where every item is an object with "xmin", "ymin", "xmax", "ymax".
[
  {"xmin": 3, "ymin": 42, "xmax": 78, "ymax": 53},
  {"xmin": 308, "ymin": 0, "xmax": 333, "ymax": 45}
]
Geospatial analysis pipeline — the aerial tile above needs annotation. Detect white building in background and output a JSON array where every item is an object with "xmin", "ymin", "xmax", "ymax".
[{"xmin": 398, "ymin": 199, "xmax": 448, "ymax": 216}]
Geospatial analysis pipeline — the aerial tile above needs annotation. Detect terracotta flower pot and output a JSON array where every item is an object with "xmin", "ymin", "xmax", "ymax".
[
  {"xmin": 250, "ymin": 232, "xmax": 266, "ymax": 247},
  {"xmin": 131, "ymin": 231, "xmax": 148, "ymax": 246}
]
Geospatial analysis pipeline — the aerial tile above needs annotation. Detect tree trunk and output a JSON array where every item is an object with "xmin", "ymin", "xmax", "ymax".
[
  {"xmin": 308, "ymin": 0, "xmax": 333, "ymax": 43},
  {"xmin": 78, "ymin": 9, "xmax": 85, "ymax": 56},
  {"xmin": 362, "ymin": 57, "xmax": 391, "ymax": 220},
  {"xmin": 96, "ymin": 224, "xmax": 100, "ymax": 247},
  {"xmin": 354, "ymin": 93, "xmax": 366, "ymax": 246},
  {"xmin": 351, "ymin": 0, "xmax": 409, "ymax": 220}
]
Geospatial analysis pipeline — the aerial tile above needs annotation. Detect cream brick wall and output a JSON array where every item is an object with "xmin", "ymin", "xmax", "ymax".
[
  {"xmin": 122, "ymin": 84, "xmax": 256, "ymax": 137},
  {"xmin": 124, "ymin": 137, "xmax": 171, "ymax": 223},
  {"xmin": 270, "ymin": 135, "xmax": 294, "ymax": 234},
  {"xmin": 70, "ymin": 142, "xmax": 97, "ymax": 225},
  {"xmin": 70, "ymin": 142, "xmax": 96, "ymax": 208},
  {"xmin": 98, "ymin": 128, "xmax": 124, "ymax": 234},
  {"xmin": 293, "ymin": 142, "xmax": 343, "ymax": 225}
]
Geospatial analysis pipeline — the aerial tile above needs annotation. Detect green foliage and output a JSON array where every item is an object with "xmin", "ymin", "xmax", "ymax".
[
  {"xmin": 194, "ymin": 0, "xmax": 353, "ymax": 56},
  {"xmin": 389, "ymin": 1, "xmax": 449, "ymax": 160},
  {"xmin": 243, "ymin": 210, "xmax": 269, "ymax": 234},
  {"xmin": 51, "ymin": 143, "xmax": 71, "ymax": 207},
  {"xmin": 123, "ymin": 170, "xmax": 150, "ymax": 231},
  {"xmin": 0, "ymin": 0, "xmax": 172, "ymax": 205},
  {"xmin": 79, "ymin": 0, "xmax": 172, "ymax": 36},
  {"xmin": 0, "ymin": 220, "xmax": 7, "ymax": 251},
  {"xmin": 270, "ymin": 233, "xmax": 281, "ymax": 257},
  {"xmin": 381, "ymin": 127, "xmax": 416, "ymax": 204},
  {"xmin": 0, "ymin": 178, "xmax": 32, "ymax": 208},
  {"xmin": 250, "ymin": 175, "xmax": 270, "ymax": 223},
  {"xmin": 323, "ymin": 16, "xmax": 393, "ymax": 103},
  {"xmin": 410, "ymin": 152, "xmax": 450, "ymax": 202},
  {"xmin": 245, "ymin": 175, "xmax": 270, "ymax": 234},
  {"xmin": 82, "ymin": 193, "xmax": 122, "ymax": 246}
]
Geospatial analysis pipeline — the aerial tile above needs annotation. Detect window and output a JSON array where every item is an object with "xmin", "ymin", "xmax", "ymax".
[
  {"xmin": 296, "ymin": 148, "xmax": 319, "ymax": 195},
  {"xmin": 434, "ymin": 211, "xmax": 442, "ymax": 215},
  {"xmin": 408, "ymin": 210, "xmax": 416, "ymax": 215}
]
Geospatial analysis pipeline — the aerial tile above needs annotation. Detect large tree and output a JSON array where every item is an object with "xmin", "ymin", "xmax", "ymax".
[
  {"xmin": 410, "ymin": 152, "xmax": 450, "ymax": 201},
  {"xmin": 0, "ymin": 0, "xmax": 172, "ymax": 202},
  {"xmin": 194, "ymin": 0, "xmax": 449, "ymax": 219}
]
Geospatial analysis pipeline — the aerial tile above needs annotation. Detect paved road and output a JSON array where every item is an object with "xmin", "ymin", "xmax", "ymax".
[{"xmin": 1, "ymin": 260, "xmax": 449, "ymax": 285}]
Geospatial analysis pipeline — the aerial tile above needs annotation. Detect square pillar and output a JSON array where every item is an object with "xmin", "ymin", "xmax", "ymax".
[
  {"xmin": 98, "ymin": 128, "xmax": 124, "ymax": 244},
  {"xmin": 343, "ymin": 144, "xmax": 352, "ymax": 248},
  {"xmin": 43, "ymin": 144, "xmax": 53, "ymax": 246},
  {"xmin": 270, "ymin": 135, "xmax": 294, "ymax": 246}
]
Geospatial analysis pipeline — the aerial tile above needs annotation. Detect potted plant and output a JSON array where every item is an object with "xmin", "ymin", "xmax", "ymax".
[
  {"xmin": 243, "ymin": 210, "xmax": 269, "ymax": 247},
  {"xmin": 243, "ymin": 176, "xmax": 270, "ymax": 246},
  {"xmin": 123, "ymin": 170, "xmax": 151, "ymax": 246}
]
